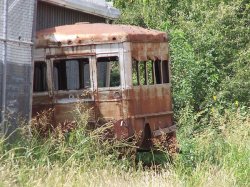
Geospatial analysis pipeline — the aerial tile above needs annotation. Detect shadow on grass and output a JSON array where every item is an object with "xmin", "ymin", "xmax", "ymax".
[{"xmin": 136, "ymin": 150, "xmax": 172, "ymax": 167}]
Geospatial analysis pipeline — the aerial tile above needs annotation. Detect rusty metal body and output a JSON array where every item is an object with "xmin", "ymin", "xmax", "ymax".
[{"xmin": 33, "ymin": 23, "xmax": 176, "ymax": 149}]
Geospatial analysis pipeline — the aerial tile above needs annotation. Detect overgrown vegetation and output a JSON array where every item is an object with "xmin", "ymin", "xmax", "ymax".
[
  {"xmin": 0, "ymin": 105, "xmax": 135, "ymax": 186},
  {"xmin": 113, "ymin": 0, "xmax": 250, "ymax": 186},
  {"xmin": 0, "ymin": 106, "xmax": 249, "ymax": 186},
  {"xmin": 114, "ymin": 0, "xmax": 250, "ymax": 110},
  {"xmin": 0, "ymin": 0, "xmax": 249, "ymax": 186}
]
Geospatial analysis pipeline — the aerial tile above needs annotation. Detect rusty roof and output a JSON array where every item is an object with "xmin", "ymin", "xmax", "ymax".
[{"xmin": 35, "ymin": 23, "xmax": 168, "ymax": 48}]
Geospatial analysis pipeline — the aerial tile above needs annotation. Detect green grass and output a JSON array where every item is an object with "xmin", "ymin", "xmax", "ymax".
[{"xmin": 0, "ymin": 105, "xmax": 249, "ymax": 186}]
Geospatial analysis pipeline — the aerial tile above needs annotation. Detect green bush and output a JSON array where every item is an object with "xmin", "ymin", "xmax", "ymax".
[
  {"xmin": 114, "ymin": 1, "xmax": 250, "ymax": 186},
  {"xmin": 175, "ymin": 106, "xmax": 250, "ymax": 186},
  {"xmin": 114, "ymin": 0, "xmax": 250, "ymax": 110}
]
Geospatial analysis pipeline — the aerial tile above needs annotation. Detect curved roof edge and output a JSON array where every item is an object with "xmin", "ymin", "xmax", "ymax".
[
  {"xmin": 36, "ymin": 23, "xmax": 168, "ymax": 48},
  {"xmin": 39, "ymin": 0, "xmax": 121, "ymax": 20}
]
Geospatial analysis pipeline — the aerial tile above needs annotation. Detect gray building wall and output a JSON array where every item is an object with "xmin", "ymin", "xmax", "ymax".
[
  {"xmin": 37, "ymin": 1, "xmax": 106, "ymax": 31},
  {"xmin": 0, "ymin": 0, "xmax": 36, "ymax": 135},
  {"xmin": 0, "ymin": 62, "xmax": 2, "ymax": 124}
]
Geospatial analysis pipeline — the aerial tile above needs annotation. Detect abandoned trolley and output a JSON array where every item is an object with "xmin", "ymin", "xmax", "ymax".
[{"xmin": 33, "ymin": 23, "xmax": 177, "ymax": 150}]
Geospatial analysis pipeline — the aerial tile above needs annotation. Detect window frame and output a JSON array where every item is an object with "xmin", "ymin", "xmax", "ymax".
[
  {"xmin": 132, "ymin": 59, "xmax": 170, "ymax": 86},
  {"xmin": 51, "ymin": 56, "xmax": 92, "ymax": 93},
  {"xmin": 33, "ymin": 61, "xmax": 49, "ymax": 94},
  {"xmin": 95, "ymin": 54, "xmax": 122, "ymax": 91}
]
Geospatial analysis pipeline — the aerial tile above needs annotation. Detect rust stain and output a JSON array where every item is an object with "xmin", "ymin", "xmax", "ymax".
[
  {"xmin": 36, "ymin": 23, "xmax": 168, "ymax": 47},
  {"xmin": 33, "ymin": 23, "xmax": 177, "ymax": 152}
]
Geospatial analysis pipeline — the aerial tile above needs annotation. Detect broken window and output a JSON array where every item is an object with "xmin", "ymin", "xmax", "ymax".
[
  {"xmin": 53, "ymin": 58, "xmax": 90, "ymax": 90},
  {"xmin": 162, "ymin": 60, "xmax": 170, "ymax": 83},
  {"xmin": 132, "ymin": 60, "xmax": 169, "ymax": 86},
  {"xmin": 97, "ymin": 56, "xmax": 120, "ymax": 88},
  {"xmin": 33, "ymin": 61, "xmax": 48, "ymax": 92},
  {"xmin": 154, "ymin": 60, "xmax": 162, "ymax": 84},
  {"xmin": 132, "ymin": 61, "xmax": 155, "ymax": 86}
]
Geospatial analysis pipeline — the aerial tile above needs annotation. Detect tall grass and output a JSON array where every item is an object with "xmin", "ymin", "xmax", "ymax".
[
  {"xmin": 174, "ymin": 106, "xmax": 250, "ymax": 186},
  {"xmin": 0, "ymin": 104, "xmax": 249, "ymax": 186}
]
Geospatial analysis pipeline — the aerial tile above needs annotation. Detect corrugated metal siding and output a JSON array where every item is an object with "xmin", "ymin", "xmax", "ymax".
[{"xmin": 37, "ymin": 1, "xmax": 106, "ymax": 31}]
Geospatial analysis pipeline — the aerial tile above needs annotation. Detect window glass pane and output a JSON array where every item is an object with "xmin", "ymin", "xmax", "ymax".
[
  {"xmin": 162, "ymin": 60, "xmax": 170, "ymax": 83},
  {"xmin": 97, "ymin": 61, "xmax": 108, "ymax": 87},
  {"xmin": 79, "ymin": 62, "xmax": 90, "ymax": 89},
  {"xmin": 54, "ymin": 61, "xmax": 67, "ymax": 90},
  {"xmin": 155, "ymin": 60, "xmax": 162, "ymax": 84},
  {"xmin": 33, "ymin": 61, "xmax": 48, "ymax": 92},
  {"xmin": 53, "ymin": 58, "xmax": 90, "ymax": 90},
  {"xmin": 97, "ymin": 56, "xmax": 120, "ymax": 88},
  {"xmin": 66, "ymin": 60, "xmax": 80, "ymax": 90}
]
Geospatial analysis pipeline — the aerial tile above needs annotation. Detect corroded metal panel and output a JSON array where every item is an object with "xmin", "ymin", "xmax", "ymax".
[
  {"xmin": 33, "ymin": 24, "xmax": 176, "ymax": 150},
  {"xmin": 36, "ymin": 23, "xmax": 168, "ymax": 47},
  {"xmin": 36, "ymin": 23, "xmax": 169, "ymax": 61},
  {"xmin": 125, "ymin": 84, "xmax": 174, "ymax": 132},
  {"xmin": 131, "ymin": 42, "xmax": 169, "ymax": 61}
]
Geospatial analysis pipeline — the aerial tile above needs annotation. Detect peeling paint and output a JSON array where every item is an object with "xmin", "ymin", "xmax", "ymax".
[{"xmin": 33, "ymin": 23, "xmax": 177, "ymax": 151}]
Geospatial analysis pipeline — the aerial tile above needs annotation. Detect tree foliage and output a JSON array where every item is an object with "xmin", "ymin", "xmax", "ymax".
[{"xmin": 114, "ymin": 0, "xmax": 250, "ymax": 111}]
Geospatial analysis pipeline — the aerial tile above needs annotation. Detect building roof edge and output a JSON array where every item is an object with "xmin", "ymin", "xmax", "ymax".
[{"xmin": 39, "ymin": 0, "xmax": 120, "ymax": 20}]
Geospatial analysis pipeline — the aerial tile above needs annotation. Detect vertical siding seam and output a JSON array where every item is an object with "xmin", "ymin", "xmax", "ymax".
[{"xmin": 36, "ymin": 2, "xmax": 105, "ymax": 31}]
